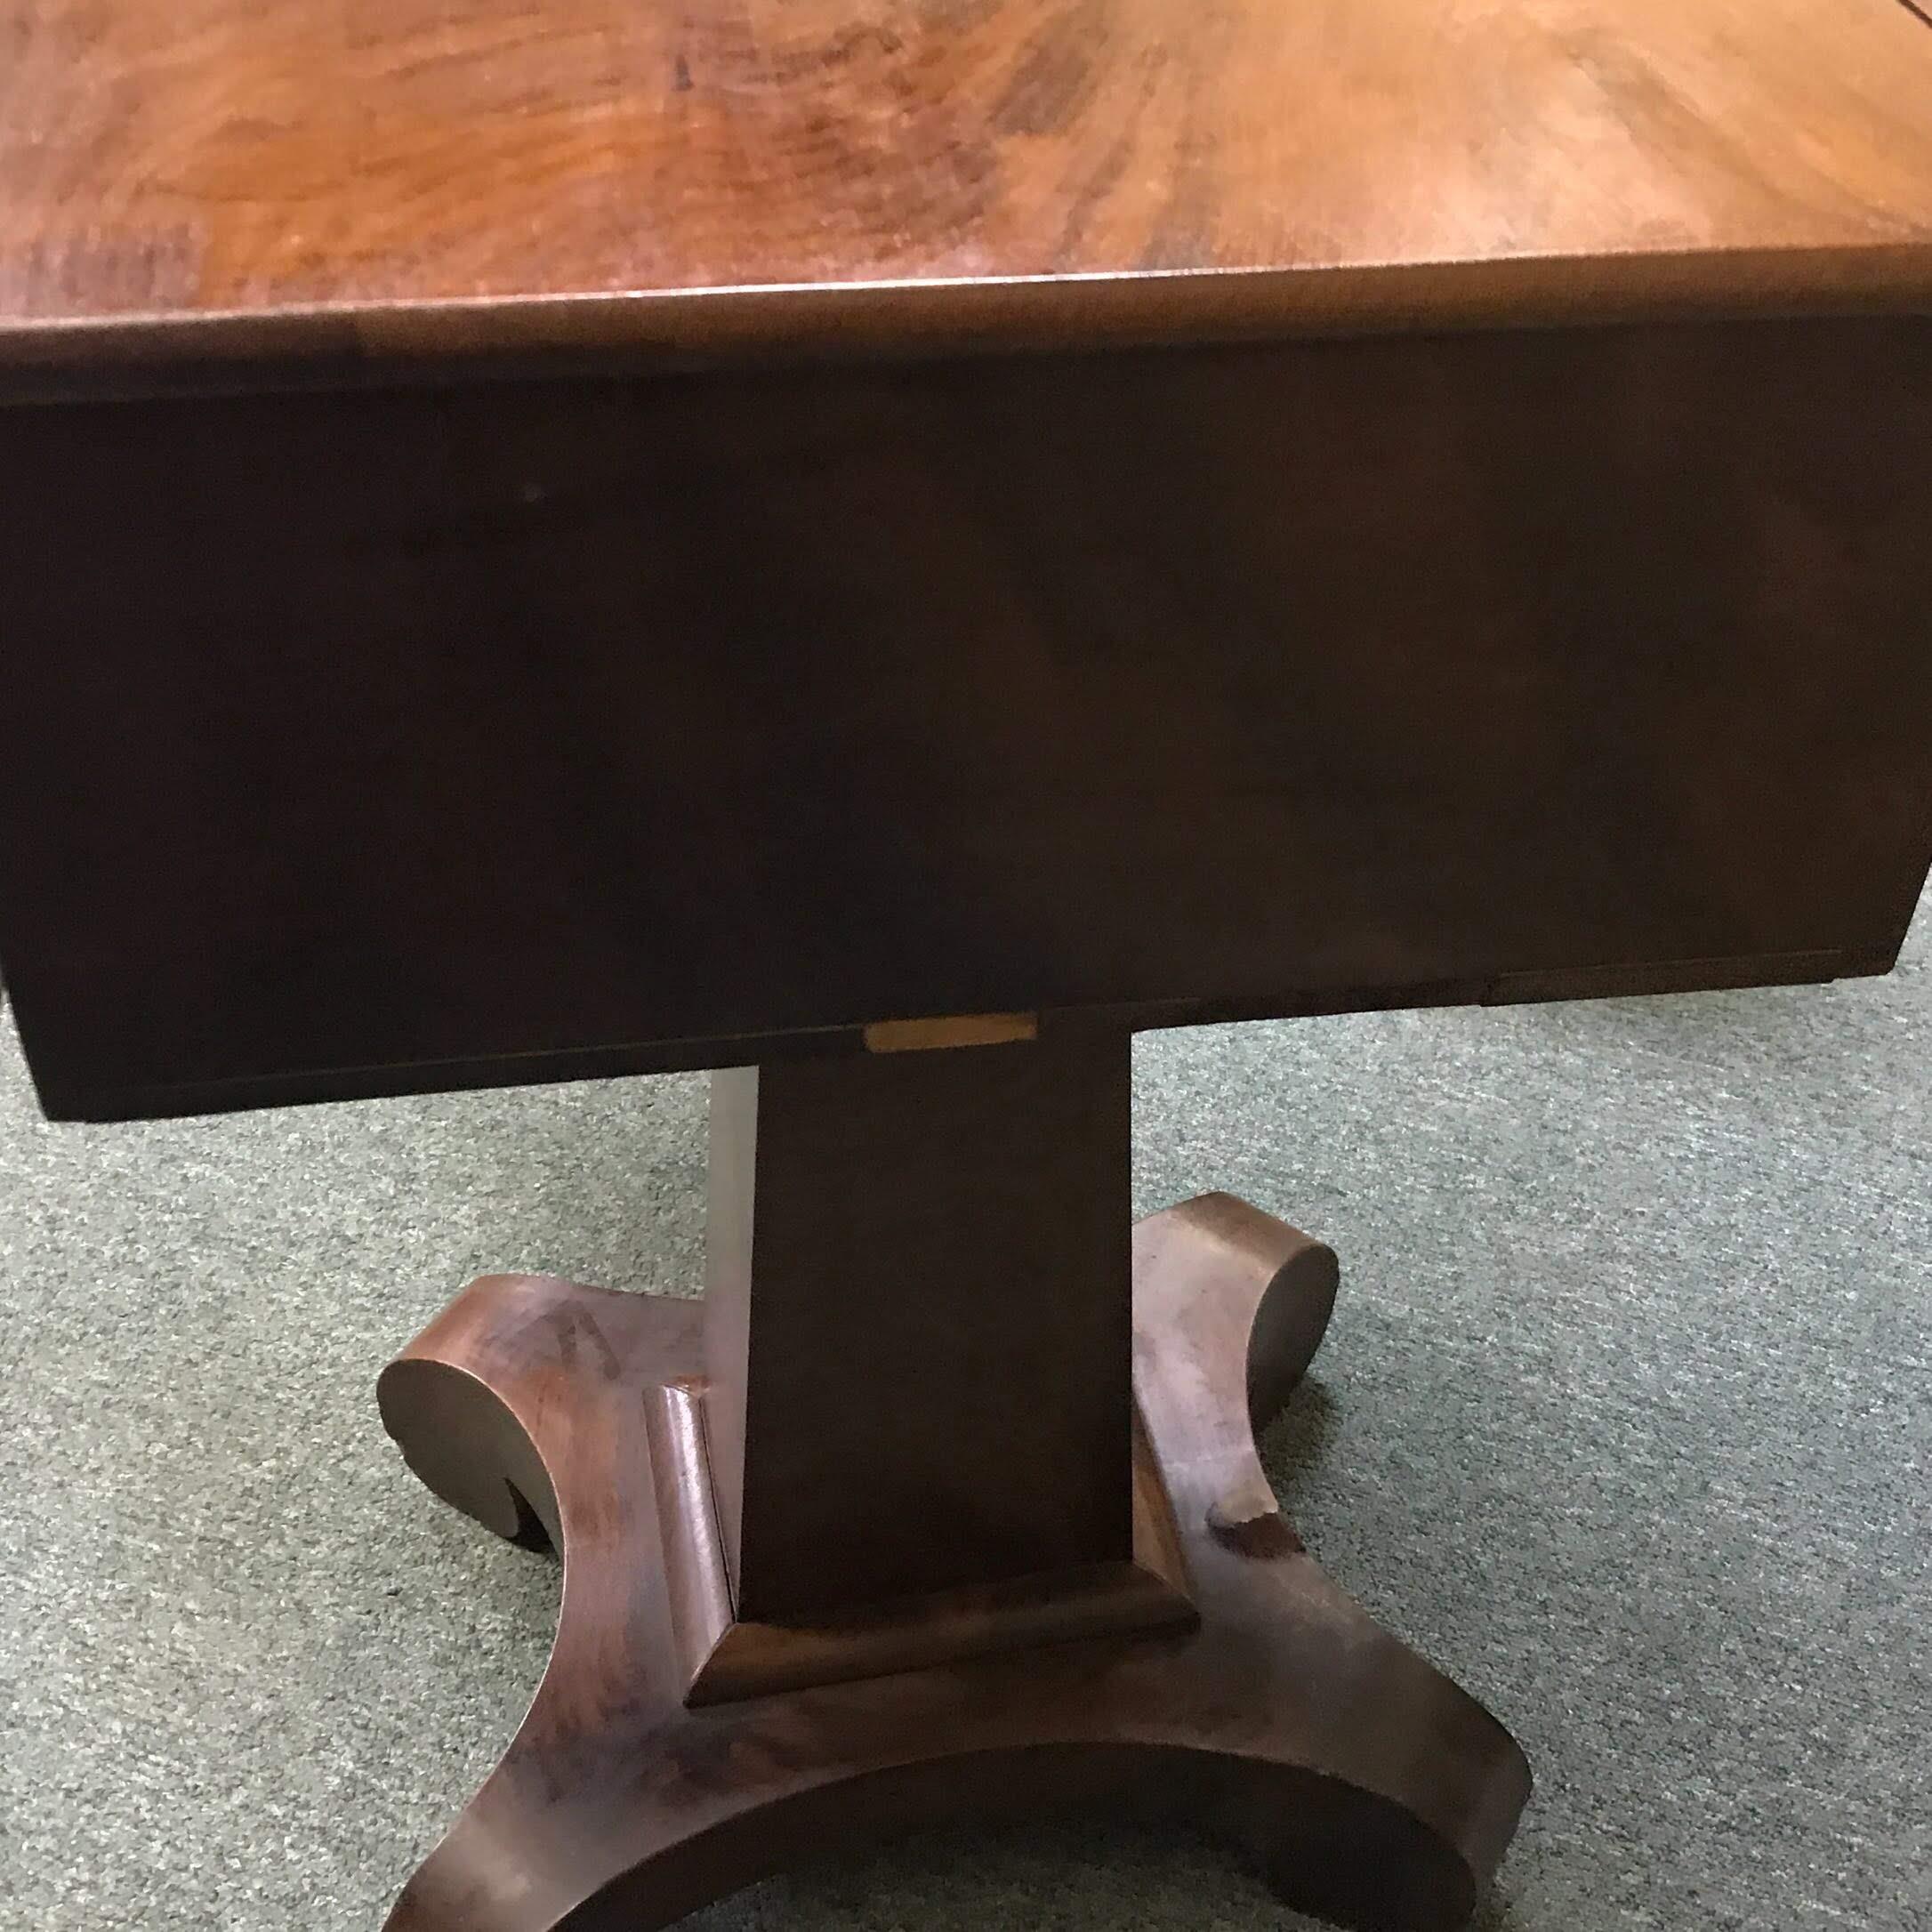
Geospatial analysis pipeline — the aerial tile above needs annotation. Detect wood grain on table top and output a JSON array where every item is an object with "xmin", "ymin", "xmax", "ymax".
[{"xmin": 2, "ymin": 0, "xmax": 1931, "ymax": 382}]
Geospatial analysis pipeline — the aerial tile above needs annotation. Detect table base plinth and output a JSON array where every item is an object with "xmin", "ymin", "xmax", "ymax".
[{"xmin": 377, "ymin": 1192, "xmax": 1528, "ymax": 1932}]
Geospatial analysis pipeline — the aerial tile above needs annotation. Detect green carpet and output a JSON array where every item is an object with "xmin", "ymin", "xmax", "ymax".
[{"xmin": 4, "ymin": 887, "xmax": 1927, "ymax": 1931}]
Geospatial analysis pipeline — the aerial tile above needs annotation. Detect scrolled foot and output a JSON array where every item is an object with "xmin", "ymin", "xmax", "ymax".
[
  {"xmin": 377, "ymin": 1203, "xmax": 1526, "ymax": 1932},
  {"xmin": 1132, "ymin": 1194, "xmax": 1530, "ymax": 1929}
]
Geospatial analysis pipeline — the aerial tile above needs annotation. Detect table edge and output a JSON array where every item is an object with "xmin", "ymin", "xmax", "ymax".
[
  {"xmin": 18, "ymin": 946, "xmax": 1901, "ymax": 1123},
  {"xmin": 4, "ymin": 244, "xmax": 1930, "ymax": 403}
]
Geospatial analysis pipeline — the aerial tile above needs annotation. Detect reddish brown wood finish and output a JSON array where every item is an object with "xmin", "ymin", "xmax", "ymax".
[
  {"xmin": 380, "ymin": 1187, "xmax": 1527, "ymax": 1932},
  {"xmin": 703, "ymin": 1037, "xmax": 1135, "ymax": 1617},
  {"xmin": 3, "ymin": 318, "xmax": 1928, "ymax": 1124},
  {"xmin": 2, "ymin": 9, "xmax": 1921, "ymax": 1928},
  {"xmin": 4, "ymin": 0, "xmax": 1932, "ymax": 388}
]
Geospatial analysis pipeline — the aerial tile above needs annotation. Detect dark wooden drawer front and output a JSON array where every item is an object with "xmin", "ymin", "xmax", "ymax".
[{"xmin": 2, "ymin": 316, "xmax": 1928, "ymax": 1117}]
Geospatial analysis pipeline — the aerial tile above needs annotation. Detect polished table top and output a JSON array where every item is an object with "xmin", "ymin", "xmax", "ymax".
[{"xmin": 2, "ymin": 0, "xmax": 1931, "ymax": 385}]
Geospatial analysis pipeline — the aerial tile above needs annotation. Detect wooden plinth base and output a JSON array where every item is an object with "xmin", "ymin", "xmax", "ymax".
[{"xmin": 378, "ymin": 1192, "xmax": 1530, "ymax": 1932}]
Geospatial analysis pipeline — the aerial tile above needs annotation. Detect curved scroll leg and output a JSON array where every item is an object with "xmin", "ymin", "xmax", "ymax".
[
  {"xmin": 377, "ymin": 1274, "xmax": 708, "ymax": 1932},
  {"xmin": 377, "ymin": 1201, "xmax": 1528, "ymax": 1932},
  {"xmin": 1131, "ymin": 1195, "xmax": 1531, "ymax": 1929}
]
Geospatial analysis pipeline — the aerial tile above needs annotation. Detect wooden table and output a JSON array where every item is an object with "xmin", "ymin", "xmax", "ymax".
[{"xmin": 4, "ymin": 3, "xmax": 1931, "ymax": 1927}]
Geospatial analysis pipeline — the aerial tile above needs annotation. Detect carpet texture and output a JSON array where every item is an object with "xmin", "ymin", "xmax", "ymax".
[{"xmin": 4, "ymin": 887, "xmax": 1928, "ymax": 1932}]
